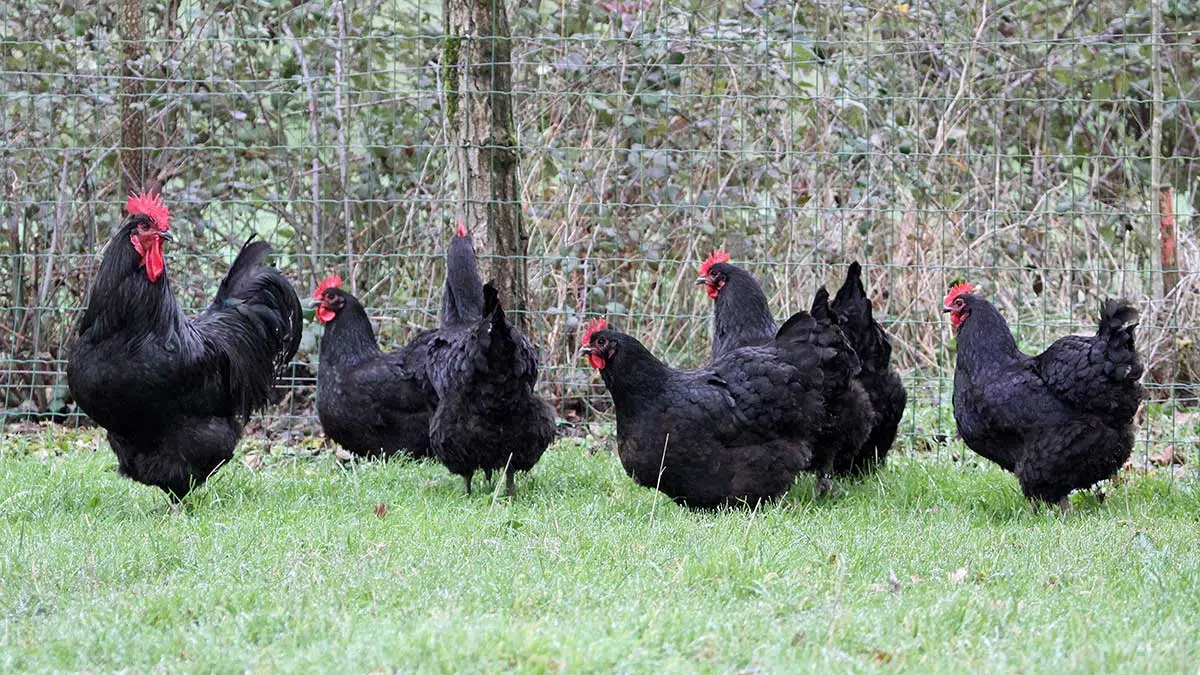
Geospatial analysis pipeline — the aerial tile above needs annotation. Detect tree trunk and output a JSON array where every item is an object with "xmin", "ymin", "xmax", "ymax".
[
  {"xmin": 119, "ymin": 0, "xmax": 147, "ymax": 195},
  {"xmin": 444, "ymin": 0, "xmax": 529, "ymax": 329}
]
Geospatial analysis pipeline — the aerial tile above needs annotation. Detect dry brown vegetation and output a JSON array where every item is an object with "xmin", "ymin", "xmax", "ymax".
[{"xmin": 1, "ymin": 1, "xmax": 1196, "ymax": 451}]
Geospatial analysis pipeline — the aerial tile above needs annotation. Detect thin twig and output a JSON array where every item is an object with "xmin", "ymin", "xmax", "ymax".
[{"xmin": 281, "ymin": 21, "xmax": 322, "ymax": 283}]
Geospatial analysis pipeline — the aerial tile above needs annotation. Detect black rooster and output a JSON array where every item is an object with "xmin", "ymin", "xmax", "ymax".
[{"xmin": 68, "ymin": 193, "xmax": 302, "ymax": 499}]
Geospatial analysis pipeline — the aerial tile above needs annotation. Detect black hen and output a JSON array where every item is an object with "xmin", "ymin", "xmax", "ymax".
[
  {"xmin": 68, "ymin": 193, "xmax": 302, "ymax": 499},
  {"xmin": 699, "ymin": 252, "xmax": 873, "ymax": 492},
  {"xmin": 582, "ymin": 310, "xmax": 858, "ymax": 508},
  {"xmin": 829, "ymin": 262, "xmax": 907, "ymax": 475},
  {"xmin": 427, "ymin": 282, "xmax": 556, "ymax": 497},
  {"xmin": 945, "ymin": 283, "xmax": 1144, "ymax": 508},
  {"xmin": 698, "ymin": 250, "xmax": 776, "ymax": 360},
  {"xmin": 807, "ymin": 288, "xmax": 874, "ymax": 490},
  {"xmin": 314, "ymin": 275, "xmax": 436, "ymax": 459}
]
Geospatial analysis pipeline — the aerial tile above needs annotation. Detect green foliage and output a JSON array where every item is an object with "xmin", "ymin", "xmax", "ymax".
[{"xmin": 1, "ymin": 0, "xmax": 1198, "ymax": 420}]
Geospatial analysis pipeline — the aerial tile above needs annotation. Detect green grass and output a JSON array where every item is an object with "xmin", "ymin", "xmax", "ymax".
[{"xmin": 1, "ymin": 429, "xmax": 1198, "ymax": 673}]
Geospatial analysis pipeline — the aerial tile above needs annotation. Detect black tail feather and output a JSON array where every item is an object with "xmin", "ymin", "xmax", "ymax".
[
  {"xmin": 810, "ymin": 286, "xmax": 834, "ymax": 322},
  {"xmin": 830, "ymin": 261, "xmax": 893, "ymax": 373},
  {"xmin": 480, "ymin": 282, "xmax": 538, "ymax": 383},
  {"xmin": 1096, "ymin": 299, "xmax": 1142, "ymax": 382},
  {"xmin": 202, "ymin": 238, "xmax": 303, "ymax": 421},
  {"xmin": 846, "ymin": 261, "xmax": 863, "ymax": 283},
  {"xmin": 483, "ymin": 281, "xmax": 502, "ymax": 318},
  {"xmin": 1098, "ymin": 299, "xmax": 1139, "ymax": 345},
  {"xmin": 777, "ymin": 307, "xmax": 860, "ymax": 383},
  {"xmin": 833, "ymin": 262, "xmax": 867, "ymax": 308}
]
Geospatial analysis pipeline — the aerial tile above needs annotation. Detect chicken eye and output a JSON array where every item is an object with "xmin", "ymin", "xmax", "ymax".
[{"xmin": 595, "ymin": 337, "xmax": 606, "ymax": 348}]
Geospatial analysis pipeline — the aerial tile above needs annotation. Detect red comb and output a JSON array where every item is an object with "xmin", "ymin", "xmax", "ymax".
[
  {"xmin": 582, "ymin": 318, "xmax": 607, "ymax": 345},
  {"xmin": 698, "ymin": 250, "xmax": 731, "ymax": 276},
  {"xmin": 125, "ymin": 192, "xmax": 170, "ymax": 231},
  {"xmin": 456, "ymin": 220, "xmax": 468, "ymax": 238},
  {"xmin": 313, "ymin": 275, "xmax": 343, "ymax": 300},
  {"xmin": 944, "ymin": 281, "xmax": 975, "ymax": 306}
]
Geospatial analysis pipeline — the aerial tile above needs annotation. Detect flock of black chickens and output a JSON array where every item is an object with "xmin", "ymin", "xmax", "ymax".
[{"xmin": 65, "ymin": 194, "xmax": 1145, "ymax": 512}]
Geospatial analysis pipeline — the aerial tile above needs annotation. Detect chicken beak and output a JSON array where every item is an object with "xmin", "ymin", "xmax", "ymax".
[
  {"xmin": 941, "ymin": 306, "xmax": 952, "ymax": 313},
  {"xmin": 159, "ymin": 230, "xmax": 175, "ymax": 242},
  {"xmin": 695, "ymin": 276, "xmax": 708, "ymax": 286},
  {"xmin": 579, "ymin": 346, "xmax": 594, "ymax": 356}
]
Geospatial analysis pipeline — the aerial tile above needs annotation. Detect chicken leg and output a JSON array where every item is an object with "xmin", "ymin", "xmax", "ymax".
[{"xmin": 816, "ymin": 474, "xmax": 834, "ymax": 497}]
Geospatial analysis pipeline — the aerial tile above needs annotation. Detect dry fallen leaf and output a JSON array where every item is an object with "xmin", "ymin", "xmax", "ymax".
[
  {"xmin": 1149, "ymin": 446, "xmax": 1186, "ymax": 467},
  {"xmin": 334, "ymin": 446, "xmax": 354, "ymax": 461},
  {"xmin": 374, "ymin": 503, "xmax": 389, "ymax": 519},
  {"xmin": 948, "ymin": 567, "xmax": 968, "ymax": 584},
  {"xmin": 873, "ymin": 649, "xmax": 894, "ymax": 663},
  {"xmin": 242, "ymin": 454, "xmax": 265, "ymax": 471}
]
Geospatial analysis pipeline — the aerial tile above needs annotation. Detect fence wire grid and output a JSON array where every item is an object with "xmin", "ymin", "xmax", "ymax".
[{"xmin": 1, "ymin": 0, "xmax": 1198, "ymax": 472}]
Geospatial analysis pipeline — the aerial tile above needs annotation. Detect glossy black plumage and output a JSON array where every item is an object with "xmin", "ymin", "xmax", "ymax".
[
  {"xmin": 807, "ymin": 288, "xmax": 874, "ymax": 485},
  {"xmin": 316, "ymin": 288, "xmax": 437, "ymax": 459},
  {"xmin": 948, "ymin": 293, "xmax": 1144, "ymax": 505},
  {"xmin": 705, "ymin": 262, "xmax": 777, "ymax": 360},
  {"xmin": 701, "ymin": 260, "xmax": 874, "ymax": 488},
  {"xmin": 427, "ymin": 283, "xmax": 556, "ymax": 496},
  {"xmin": 586, "ymin": 310, "xmax": 856, "ymax": 508},
  {"xmin": 68, "ymin": 219, "xmax": 302, "ymax": 499},
  {"xmin": 829, "ymin": 262, "xmax": 907, "ymax": 475}
]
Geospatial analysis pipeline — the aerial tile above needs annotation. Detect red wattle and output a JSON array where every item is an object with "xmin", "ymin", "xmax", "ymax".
[
  {"xmin": 131, "ymin": 233, "xmax": 166, "ymax": 283},
  {"xmin": 587, "ymin": 354, "xmax": 606, "ymax": 370}
]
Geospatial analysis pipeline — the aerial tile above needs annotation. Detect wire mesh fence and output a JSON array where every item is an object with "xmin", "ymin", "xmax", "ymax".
[{"xmin": 1, "ymin": 0, "xmax": 1197, "ymax": 470}]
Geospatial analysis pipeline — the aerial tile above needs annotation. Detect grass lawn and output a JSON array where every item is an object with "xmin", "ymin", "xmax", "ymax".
[{"xmin": 1, "ymin": 428, "xmax": 1197, "ymax": 673}]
